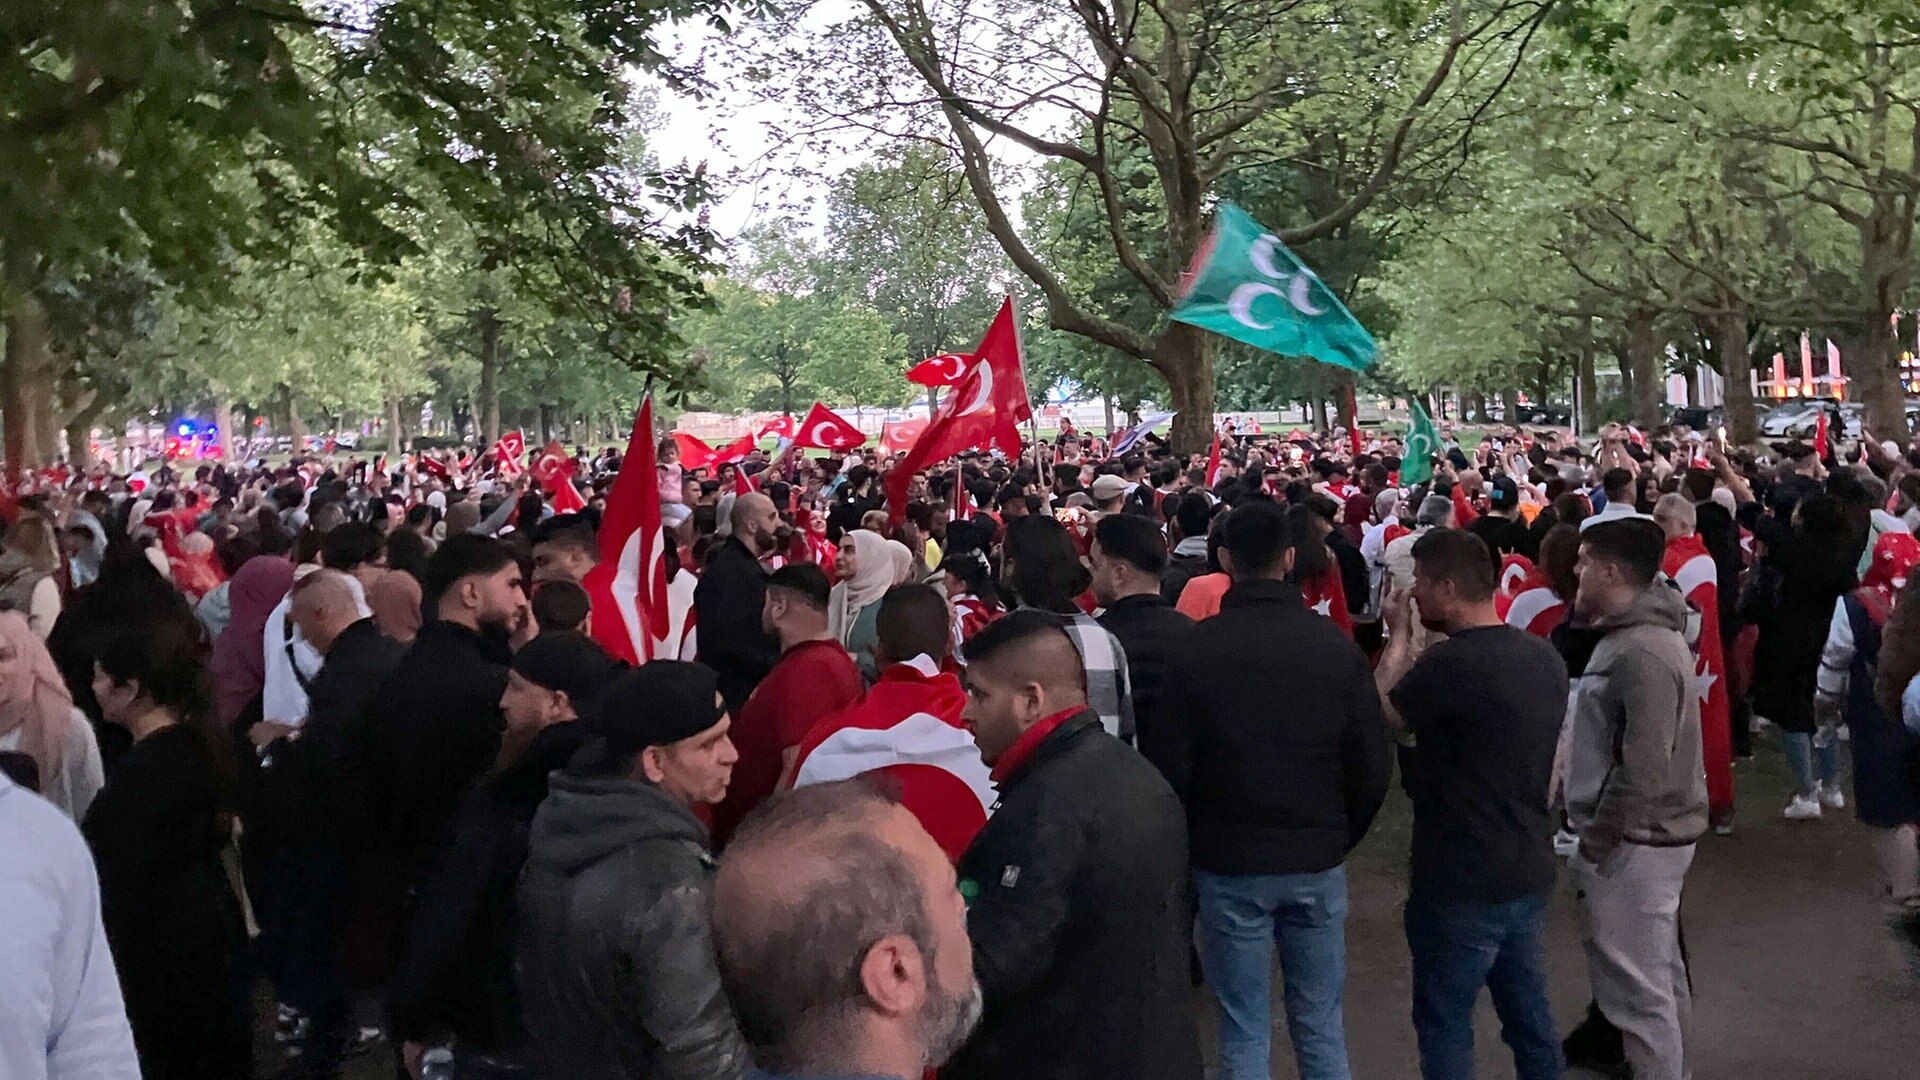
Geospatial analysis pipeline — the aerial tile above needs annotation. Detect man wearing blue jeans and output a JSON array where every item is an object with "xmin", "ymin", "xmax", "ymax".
[
  {"xmin": 1164, "ymin": 501, "xmax": 1391, "ymax": 1080},
  {"xmin": 1376, "ymin": 528, "xmax": 1566, "ymax": 1080}
]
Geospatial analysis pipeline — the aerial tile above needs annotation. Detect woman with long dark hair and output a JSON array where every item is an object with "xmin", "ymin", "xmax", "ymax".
[{"xmin": 82, "ymin": 626, "xmax": 250, "ymax": 1080}]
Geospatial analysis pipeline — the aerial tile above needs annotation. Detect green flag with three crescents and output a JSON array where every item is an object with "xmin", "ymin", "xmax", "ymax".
[{"xmin": 1169, "ymin": 202, "xmax": 1377, "ymax": 373}]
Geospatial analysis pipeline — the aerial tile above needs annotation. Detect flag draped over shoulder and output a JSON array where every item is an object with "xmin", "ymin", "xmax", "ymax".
[
  {"xmin": 1169, "ymin": 202, "xmax": 1377, "ymax": 372},
  {"xmin": 1665, "ymin": 535, "xmax": 1734, "ymax": 815},
  {"xmin": 583, "ymin": 398, "xmax": 669, "ymax": 663},
  {"xmin": 1399, "ymin": 400, "xmax": 1440, "ymax": 486}
]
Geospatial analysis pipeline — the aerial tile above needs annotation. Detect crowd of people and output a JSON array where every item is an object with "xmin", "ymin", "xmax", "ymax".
[{"xmin": 4, "ymin": 410, "xmax": 1920, "ymax": 1080}]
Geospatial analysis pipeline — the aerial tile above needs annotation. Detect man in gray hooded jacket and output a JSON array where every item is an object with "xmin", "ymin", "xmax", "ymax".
[
  {"xmin": 1563, "ymin": 519, "xmax": 1707, "ymax": 1080},
  {"xmin": 516, "ymin": 661, "xmax": 748, "ymax": 1080}
]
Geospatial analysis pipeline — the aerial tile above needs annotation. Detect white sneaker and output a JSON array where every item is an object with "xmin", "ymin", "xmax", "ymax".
[
  {"xmin": 1819, "ymin": 782, "xmax": 1847, "ymax": 811},
  {"xmin": 1552, "ymin": 828, "xmax": 1580, "ymax": 858},
  {"xmin": 1783, "ymin": 794, "xmax": 1824, "ymax": 820}
]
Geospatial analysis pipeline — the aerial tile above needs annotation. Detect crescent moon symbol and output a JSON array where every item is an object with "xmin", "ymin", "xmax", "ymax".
[
  {"xmin": 956, "ymin": 363, "xmax": 995, "ymax": 416},
  {"xmin": 1227, "ymin": 282, "xmax": 1284, "ymax": 330},
  {"xmin": 1249, "ymin": 233, "xmax": 1286, "ymax": 280},
  {"xmin": 943, "ymin": 353, "xmax": 969, "ymax": 380},
  {"xmin": 809, "ymin": 422, "xmax": 838, "ymax": 447},
  {"xmin": 1288, "ymin": 272, "xmax": 1325, "ymax": 316}
]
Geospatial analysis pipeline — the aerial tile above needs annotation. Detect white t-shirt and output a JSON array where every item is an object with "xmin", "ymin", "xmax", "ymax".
[{"xmin": 0, "ymin": 773, "xmax": 140, "ymax": 1080}]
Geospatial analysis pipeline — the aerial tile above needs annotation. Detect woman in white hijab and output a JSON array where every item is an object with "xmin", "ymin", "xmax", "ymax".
[{"xmin": 829, "ymin": 529, "xmax": 914, "ymax": 680}]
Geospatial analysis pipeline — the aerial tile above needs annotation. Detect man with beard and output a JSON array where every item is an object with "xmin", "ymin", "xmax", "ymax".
[
  {"xmin": 948, "ymin": 610, "xmax": 1200, "ymax": 1080},
  {"xmin": 712, "ymin": 780, "xmax": 982, "ymax": 1080},
  {"xmin": 698, "ymin": 492, "xmax": 788, "ymax": 714},
  {"xmin": 355, "ymin": 535, "xmax": 527, "ymax": 988}
]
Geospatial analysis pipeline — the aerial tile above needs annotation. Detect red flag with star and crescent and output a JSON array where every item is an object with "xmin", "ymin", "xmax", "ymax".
[
  {"xmin": 886, "ymin": 299, "xmax": 1032, "ymax": 521},
  {"xmin": 532, "ymin": 439, "xmax": 589, "ymax": 514},
  {"xmin": 582, "ymin": 398, "xmax": 670, "ymax": 664},
  {"xmin": 1204, "ymin": 428, "xmax": 1223, "ymax": 487},
  {"xmin": 792, "ymin": 402, "xmax": 868, "ymax": 451},
  {"xmin": 1664, "ymin": 535, "xmax": 1734, "ymax": 815},
  {"xmin": 906, "ymin": 352, "xmax": 974, "ymax": 388},
  {"xmin": 491, "ymin": 430, "xmax": 528, "ymax": 477},
  {"xmin": 671, "ymin": 432, "xmax": 718, "ymax": 471},
  {"xmin": 758, "ymin": 414, "xmax": 797, "ymax": 440}
]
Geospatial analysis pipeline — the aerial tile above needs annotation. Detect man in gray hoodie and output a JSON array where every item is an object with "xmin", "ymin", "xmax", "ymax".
[
  {"xmin": 1563, "ymin": 519, "xmax": 1708, "ymax": 1080},
  {"xmin": 516, "ymin": 660, "xmax": 749, "ymax": 1080}
]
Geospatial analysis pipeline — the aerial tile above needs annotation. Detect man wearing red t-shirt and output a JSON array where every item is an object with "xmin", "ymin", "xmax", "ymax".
[
  {"xmin": 710, "ymin": 563, "xmax": 863, "ymax": 848},
  {"xmin": 788, "ymin": 583, "xmax": 995, "ymax": 862}
]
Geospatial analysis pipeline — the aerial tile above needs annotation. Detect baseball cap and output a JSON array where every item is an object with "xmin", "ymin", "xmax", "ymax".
[
  {"xmin": 572, "ymin": 661, "xmax": 724, "ymax": 775},
  {"xmin": 1488, "ymin": 476, "xmax": 1519, "ymax": 509},
  {"xmin": 1089, "ymin": 474, "xmax": 1131, "ymax": 502},
  {"xmin": 511, "ymin": 631, "xmax": 622, "ymax": 706}
]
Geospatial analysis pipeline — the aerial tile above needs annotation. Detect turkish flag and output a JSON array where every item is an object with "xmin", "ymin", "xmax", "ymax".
[
  {"xmin": 878, "ymin": 418, "xmax": 928, "ymax": 456},
  {"xmin": 733, "ymin": 466, "xmax": 758, "ymax": 496},
  {"xmin": 533, "ymin": 439, "xmax": 588, "ymax": 513},
  {"xmin": 758, "ymin": 414, "xmax": 797, "ymax": 440},
  {"xmin": 582, "ymin": 398, "xmax": 670, "ymax": 664},
  {"xmin": 671, "ymin": 432, "xmax": 717, "ymax": 470},
  {"xmin": 1500, "ymin": 575, "xmax": 1566, "ymax": 638},
  {"xmin": 1205, "ymin": 429, "xmax": 1223, "ymax": 487},
  {"xmin": 906, "ymin": 352, "xmax": 973, "ymax": 388},
  {"xmin": 1814, "ymin": 407, "xmax": 1830, "ymax": 460},
  {"xmin": 788, "ymin": 660, "xmax": 995, "ymax": 863},
  {"xmin": 792, "ymin": 402, "xmax": 867, "ymax": 451},
  {"xmin": 417, "ymin": 454, "xmax": 451, "ymax": 481},
  {"xmin": 710, "ymin": 433, "xmax": 758, "ymax": 466},
  {"xmin": 1497, "ymin": 553, "xmax": 1534, "ymax": 601},
  {"xmin": 1665, "ymin": 535, "xmax": 1733, "ymax": 815},
  {"xmin": 491, "ymin": 430, "xmax": 527, "ymax": 476},
  {"xmin": 885, "ymin": 300, "xmax": 1032, "ymax": 521}
]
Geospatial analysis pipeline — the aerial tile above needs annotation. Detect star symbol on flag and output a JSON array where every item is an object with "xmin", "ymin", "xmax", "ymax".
[
  {"xmin": 1312, "ymin": 598, "xmax": 1333, "ymax": 617},
  {"xmin": 1693, "ymin": 658, "xmax": 1717, "ymax": 704}
]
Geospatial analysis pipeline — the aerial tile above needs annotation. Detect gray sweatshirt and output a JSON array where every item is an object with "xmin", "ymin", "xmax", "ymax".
[{"xmin": 1564, "ymin": 584, "xmax": 1709, "ymax": 860}]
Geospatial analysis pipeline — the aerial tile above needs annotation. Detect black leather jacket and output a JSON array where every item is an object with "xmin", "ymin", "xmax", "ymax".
[{"xmin": 516, "ymin": 770, "xmax": 747, "ymax": 1080}]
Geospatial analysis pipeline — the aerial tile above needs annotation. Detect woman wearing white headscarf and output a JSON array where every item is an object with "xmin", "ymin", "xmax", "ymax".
[
  {"xmin": 828, "ymin": 529, "xmax": 913, "ymax": 680},
  {"xmin": 0, "ymin": 610, "xmax": 104, "ymax": 820}
]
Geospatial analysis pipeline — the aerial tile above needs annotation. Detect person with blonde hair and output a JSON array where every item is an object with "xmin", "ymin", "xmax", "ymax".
[
  {"xmin": 0, "ymin": 610, "xmax": 104, "ymax": 821},
  {"xmin": 0, "ymin": 512, "xmax": 65, "ymax": 637}
]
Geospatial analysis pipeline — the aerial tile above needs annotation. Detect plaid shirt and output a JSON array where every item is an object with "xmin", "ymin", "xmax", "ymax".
[{"xmin": 1062, "ymin": 611, "xmax": 1136, "ymax": 742}]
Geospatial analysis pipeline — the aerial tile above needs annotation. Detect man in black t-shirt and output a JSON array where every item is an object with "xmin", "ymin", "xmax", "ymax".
[
  {"xmin": 1465, "ymin": 475, "xmax": 1539, "ymax": 568},
  {"xmin": 1375, "ymin": 528, "xmax": 1567, "ymax": 1080}
]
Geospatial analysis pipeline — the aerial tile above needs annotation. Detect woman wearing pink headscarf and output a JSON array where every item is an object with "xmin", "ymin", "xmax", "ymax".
[
  {"xmin": 0, "ymin": 610, "xmax": 103, "ymax": 820},
  {"xmin": 210, "ymin": 556, "xmax": 296, "ymax": 729}
]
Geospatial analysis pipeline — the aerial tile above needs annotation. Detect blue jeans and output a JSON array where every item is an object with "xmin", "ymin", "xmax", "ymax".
[
  {"xmin": 1779, "ymin": 728, "xmax": 1840, "ymax": 797},
  {"xmin": 1195, "ymin": 866, "xmax": 1350, "ymax": 1080},
  {"xmin": 1404, "ymin": 891, "xmax": 1561, "ymax": 1080}
]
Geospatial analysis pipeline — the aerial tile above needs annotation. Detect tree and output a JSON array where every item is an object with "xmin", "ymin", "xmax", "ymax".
[{"xmin": 734, "ymin": 0, "xmax": 1553, "ymax": 448}]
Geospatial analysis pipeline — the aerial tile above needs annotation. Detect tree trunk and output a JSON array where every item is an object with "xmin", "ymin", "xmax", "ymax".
[
  {"xmin": 286, "ymin": 385, "xmax": 305, "ymax": 450},
  {"xmin": 65, "ymin": 395, "xmax": 104, "ymax": 468},
  {"xmin": 477, "ymin": 307, "xmax": 503, "ymax": 446},
  {"xmin": 2, "ymin": 295, "xmax": 48, "ymax": 471},
  {"xmin": 538, "ymin": 403, "xmax": 554, "ymax": 444},
  {"xmin": 1156, "ymin": 322, "xmax": 1216, "ymax": 454},
  {"xmin": 1500, "ymin": 386, "xmax": 1521, "ymax": 426},
  {"xmin": 387, "ymin": 396, "xmax": 405, "ymax": 455},
  {"xmin": 1716, "ymin": 306, "xmax": 1758, "ymax": 447},
  {"xmin": 1102, "ymin": 394, "xmax": 1116, "ymax": 437},
  {"xmin": 1310, "ymin": 395, "xmax": 1329, "ymax": 433},
  {"xmin": 1858, "ymin": 204, "xmax": 1914, "ymax": 439},
  {"xmin": 1626, "ymin": 309, "xmax": 1662, "ymax": 428},
  {"xmin": 1465, "ymin": 391, "xmax": 1486, "ymax": 424},
  {"xmin": 210, "ymin": 388, "xmax": 234, "ymax": 462},
  {"xmin": 1576, "ymin": 346, "xmax": 1598, "ymax": 434}
]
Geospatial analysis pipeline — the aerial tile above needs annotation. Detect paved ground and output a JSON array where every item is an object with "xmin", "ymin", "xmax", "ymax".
[
  {"xmin": 1230, "ymin": 743, "xmax": 1920, "ymax": 1079},
  {"xmin": 304, "ymin": 740, "xmax": 1917, "ymax": 1080}
]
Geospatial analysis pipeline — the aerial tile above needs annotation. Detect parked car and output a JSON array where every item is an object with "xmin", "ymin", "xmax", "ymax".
[{"xmin": 1759, "ymin": 401, "xmax": 1825, "ymax": 438}]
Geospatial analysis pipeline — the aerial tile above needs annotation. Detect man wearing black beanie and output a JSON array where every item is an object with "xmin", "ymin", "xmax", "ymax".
[{"xmin": 516, "ymin": 660, "xmax": 748, "ymax": 1080}]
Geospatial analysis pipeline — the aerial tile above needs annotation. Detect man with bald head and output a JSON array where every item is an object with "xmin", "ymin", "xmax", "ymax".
[
  {"xmin": 697, "ymin": 490, "xmax": 789, "ymax": 713},
  {"xmin": 255, "ymin": 569, "xmax": 407, "ymax": 1071},
  {"xmin": 946, "ymin": 609, "xmax": 1200, "ymax": 1080},
  {"xmin": 712, "ymin": 780, "xmax": 980, "ymax": 1080}
]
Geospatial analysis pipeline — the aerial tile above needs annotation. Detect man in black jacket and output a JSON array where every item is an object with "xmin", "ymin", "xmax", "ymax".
[
  {"xmin": 354, "ymin": 535, "xmax": 525, "ymax": 991},
  {"xmin": 1160, "ymin": 491, "xmax": 1214, "ymax": 605},
  {"xmin": 696, "ymin": 492, "xmax": 785, "ymax": 714},
  {"xmin": 948, "ymin": 610, "xmax": 1200, "ymax": 1080},
  {"xmin": 517, "ymin": 661, "xmax": 748, "ymax": 1080},
  {"xmin": 257, "ymin": 570, "xmax": 407, "ymax": 1072},
  {"xmin": 1164, "ymin": 500, "xmax": 1391, "ymax": 1080},
  {"xmin": 1092, "ymin": 514, "xmax": 1195, "ymax": 781}
]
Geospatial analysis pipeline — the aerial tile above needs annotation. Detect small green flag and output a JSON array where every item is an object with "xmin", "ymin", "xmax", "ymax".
[
  {"xmin": 1400, "ymin": 399, "xmax": 1440, "ymax": 486},
  {"xmin": 1169, "ymin": 203, "xmax": 1377, "ymax": 372}
]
